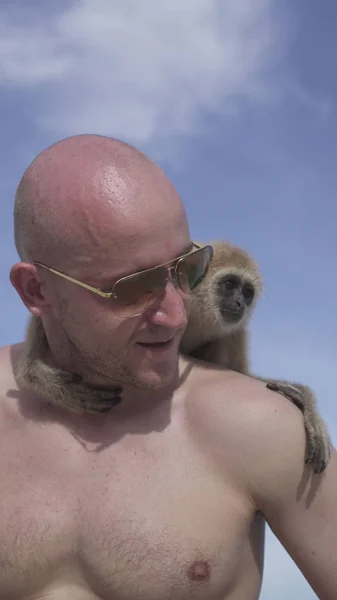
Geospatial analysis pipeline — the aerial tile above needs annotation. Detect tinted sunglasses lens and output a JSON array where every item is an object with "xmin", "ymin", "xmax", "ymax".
[
  {"xmin": 112, "ymin": 266, "xmax": 168, "ymax": 317},
  {"xmin": 177, "ymin": 246, "xmax": 213, "ymax": 293}
]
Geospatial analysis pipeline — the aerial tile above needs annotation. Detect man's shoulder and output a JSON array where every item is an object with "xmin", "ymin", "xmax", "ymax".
[
  {"xmin": 181, "ymin": 356, "xmax": 308, "ymax": 487},
  {"xmin": 0, "ymin": 342, "xmax": 24, "ymax": 403},
  {"xmin": 0, "ymin": 342, "xmax": 24, "ymax": 370},
  {"xmin": 181, "ymin": 354, "xmax": 304, "ymax": 429}
]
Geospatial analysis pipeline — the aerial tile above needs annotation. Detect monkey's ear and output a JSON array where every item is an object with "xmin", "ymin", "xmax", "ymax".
[{"xmin": 10, "ymin": 262, "xmax": 50, "ymax": 316}]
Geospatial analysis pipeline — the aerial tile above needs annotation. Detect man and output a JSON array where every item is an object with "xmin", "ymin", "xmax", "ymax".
[{"xmin": 1, "ymin": 134, "xmax": 336, "ymax": 600}]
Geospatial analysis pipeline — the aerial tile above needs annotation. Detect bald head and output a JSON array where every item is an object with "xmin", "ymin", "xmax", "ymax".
[{"xmin": 14, "ymin": 134, "xmax": 186, "ymax": 270}]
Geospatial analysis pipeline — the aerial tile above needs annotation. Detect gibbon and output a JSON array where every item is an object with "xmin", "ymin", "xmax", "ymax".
[{"xmin": 181, "ymin": 240, "xmax": 331, "ymax": 474}]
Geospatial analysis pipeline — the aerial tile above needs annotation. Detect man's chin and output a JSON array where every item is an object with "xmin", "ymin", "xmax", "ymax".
[
  {"xmin": 133, "ymin": 360, "xmax": 180, "ymax": 391},
  {"xmin": 130, "ymin": 340, "xmax": 180, "ymax": 387}
]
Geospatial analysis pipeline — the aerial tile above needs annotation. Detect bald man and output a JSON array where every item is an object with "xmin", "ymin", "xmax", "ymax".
[{"xmin": 1, "ymin": 135, "xmax": 336, "ymax": 600}]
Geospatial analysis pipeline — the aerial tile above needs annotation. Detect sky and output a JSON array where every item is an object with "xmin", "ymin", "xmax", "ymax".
[{"xmin": 0, "ymin": 1, "xmax": 336, "ymax": 598}]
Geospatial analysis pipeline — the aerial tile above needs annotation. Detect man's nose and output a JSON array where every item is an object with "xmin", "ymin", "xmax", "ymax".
[{"xmin": 146, "ymin": 279, "xmax": 189, "ymax": 329}]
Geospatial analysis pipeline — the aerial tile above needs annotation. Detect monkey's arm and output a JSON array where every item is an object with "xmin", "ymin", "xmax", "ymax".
[
  {"xmin": 16, "ymin": 316, "xmax": 122, "ymax": 414},
  {"xmin": 257, "ymin": 377, "xmax": 331, "ymax": 474},
  {"xmin": 18, "ymin": 356, "xmax": 122, "ymax": 414}
]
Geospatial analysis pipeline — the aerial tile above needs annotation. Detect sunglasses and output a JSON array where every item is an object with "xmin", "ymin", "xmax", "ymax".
[{"xmin": 33, "ymin": 242, "xmax": 213, "ymax": 318}]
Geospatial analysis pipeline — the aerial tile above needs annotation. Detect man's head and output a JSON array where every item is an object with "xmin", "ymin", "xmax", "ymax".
[{"xmin": 11, "ymin": 134, "xmax": 196, "ymax": 390}]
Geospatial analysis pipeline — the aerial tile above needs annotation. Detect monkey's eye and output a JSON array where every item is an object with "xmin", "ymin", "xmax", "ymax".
[
  {"xmin": 221, "ymin": 276, "xmax": 238, "ymax": 291},
  {"xmin": 243, "ymin": 283, "xmax": 255, "ymax": 300}
]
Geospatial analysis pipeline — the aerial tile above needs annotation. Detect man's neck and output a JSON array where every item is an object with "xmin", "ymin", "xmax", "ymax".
[{"xmin": 18, "ymin": 315, "xmax": 184, "ymax": 419}]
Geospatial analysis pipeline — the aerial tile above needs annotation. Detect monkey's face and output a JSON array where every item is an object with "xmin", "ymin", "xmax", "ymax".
[
  {"xmin": 181, "ymin": 240, "xmax": 263, "ymax": 351},
  {"xmin": 216, "ymin": 273, "xmax": 255, "ymax": 325},
  {"xmin": 187, "ymin": 265, "xmax": 260, "ymax": 344}
]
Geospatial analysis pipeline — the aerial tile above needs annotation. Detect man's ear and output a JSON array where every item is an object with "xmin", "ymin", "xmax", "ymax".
[{"xmin": 10, "ymin": 262, "xmax": 50, "ymax": 316}]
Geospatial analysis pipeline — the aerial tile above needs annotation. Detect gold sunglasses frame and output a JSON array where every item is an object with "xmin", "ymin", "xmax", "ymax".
[{"xmin": 33, "ymin": 242, "xmax": 212, "ymax": 302}]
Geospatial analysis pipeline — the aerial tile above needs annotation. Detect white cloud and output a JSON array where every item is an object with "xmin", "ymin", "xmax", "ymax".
[{"xmin": 0, "ymin": 0, "xmax": 287, "ymax": 148}]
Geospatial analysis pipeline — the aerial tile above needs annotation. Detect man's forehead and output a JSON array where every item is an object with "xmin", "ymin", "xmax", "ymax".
[{"xmin": 88, "ymin": 237, "xmax": 193, "ymax": 285}]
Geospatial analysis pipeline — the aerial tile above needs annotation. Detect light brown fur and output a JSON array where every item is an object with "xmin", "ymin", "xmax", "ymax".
[
  {"xmin": 181, "ymin": 240, "xmax": 332, "ymax": 474},
  {"xmin": 16, "ymin": 315, "xmax": 122, "ymax": 414}
]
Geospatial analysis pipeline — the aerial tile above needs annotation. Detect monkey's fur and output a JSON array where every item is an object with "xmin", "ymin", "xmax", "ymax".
[
  {"xmin": 181, "ymin": 240, "xmax": 331, "ymax": 474},
  {"xmin": 16, "ymin": 316, "xmax": 123, "ymax": 414},
  {"xmin": 17, "ymin": 241, "xmax": 331, "ymax": 472}
]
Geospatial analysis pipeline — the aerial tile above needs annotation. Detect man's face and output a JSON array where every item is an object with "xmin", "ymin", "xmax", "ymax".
[{"xmin": 47, "ymin": 202, "xmax": 192, "ymax": 391}]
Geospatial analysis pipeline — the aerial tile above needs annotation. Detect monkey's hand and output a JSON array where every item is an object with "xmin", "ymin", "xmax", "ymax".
[
  {"xmin": 266, "ymin": 380, "xmax": 331, "ymax": 474},
  {"xmin": 23, "ymin": 359, "xmax": 122, "ymax": 414},
  {"xmin": 58, "ymin": 370, "xmax": 123, "ymax": 414}
]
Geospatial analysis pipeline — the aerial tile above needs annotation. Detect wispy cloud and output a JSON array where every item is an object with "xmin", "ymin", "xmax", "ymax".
[{"xmin": 0, "ymin": 0, "xmax": 287, "ymax": 149}]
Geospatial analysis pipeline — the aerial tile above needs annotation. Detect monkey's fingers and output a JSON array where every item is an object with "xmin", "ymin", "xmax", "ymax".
[
  {"xmin": 266, "ymin": 381, "xmax": 331, "ymax": 474},
  {"xmin": 303, "ymin": 416, "xmax": 331, "ymax": 474},
  {"xmin": 266, "ymin": 382, "xmax": 304, "ymax": 411},
  {"xmin": 305, "ymin": 446, "xmax": 329, "ymax": 474},
  {"xmin": 305, "ymin": 453, "xmax": 327, "ymax": 475},
  {"xmin": 56, "ymin": 371, "xmax": 123, "ymax": 413},
  {"xmin": 73, "ymin": 383, "xmax": 123, "ymax": 414}
]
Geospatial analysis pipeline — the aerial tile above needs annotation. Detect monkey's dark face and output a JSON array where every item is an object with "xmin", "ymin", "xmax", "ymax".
[{"xmin": 216, "ymin": 274, "xmax": 255, "ymax": 324}]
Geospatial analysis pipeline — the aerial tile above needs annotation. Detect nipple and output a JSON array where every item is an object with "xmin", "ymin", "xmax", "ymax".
[{"xmin": 187, "ymin": 560, "xmax": 211, "ymax": 582}]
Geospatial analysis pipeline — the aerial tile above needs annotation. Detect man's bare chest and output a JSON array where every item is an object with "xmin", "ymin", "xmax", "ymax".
[{"xmin": 0, "ymin": 419, "xmax": 262, "ymax": 600}]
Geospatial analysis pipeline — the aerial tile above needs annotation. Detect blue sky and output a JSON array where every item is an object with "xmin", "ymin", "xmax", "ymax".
[{"xmin": 1, "ymin": 1, "xmax": 336, "ymax": 597}]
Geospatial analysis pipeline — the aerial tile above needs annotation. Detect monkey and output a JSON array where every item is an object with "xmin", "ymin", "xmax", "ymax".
[
  {"xmin": 180, "ymin": 240, "xmax": 332, "ymax": 474},
  {"xmin": 16, "ymin": 241, "xmax": 331, "ymax": 472}
]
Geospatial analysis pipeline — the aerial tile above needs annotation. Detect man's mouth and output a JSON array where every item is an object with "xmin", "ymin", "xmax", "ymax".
[{"xmin": 137, "ymin": 338, "xmax": 175, "ymax": 350}]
